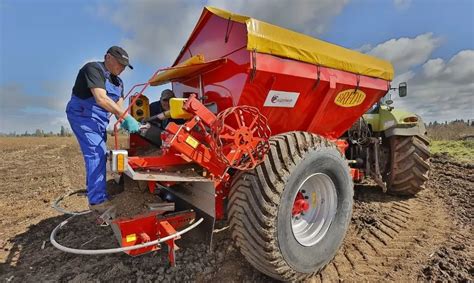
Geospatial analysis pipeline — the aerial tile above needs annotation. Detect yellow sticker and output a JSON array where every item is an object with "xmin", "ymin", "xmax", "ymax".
[
  {"xmin": 125, "ymin": 234, "xmax": 137, "ymax": 243},
  {"xmin": 334, "ymin": 89, "xmax": 366, "ymax": 107},
  {"xmin": 185, "ymin": 136, "xmax": 200, "ymax": 149},
  {"xmin": 312, "ymin": 192, "xmax": 317, "ymax": 206}
]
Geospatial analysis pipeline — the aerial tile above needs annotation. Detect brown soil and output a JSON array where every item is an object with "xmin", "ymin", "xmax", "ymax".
[
  {"xmin": 0, "ymin": 137, "xmax": 472, "ymax": 282},
  {"xmin": 109, "ymin": 178, "xmax": 160, "ymax": 219}
]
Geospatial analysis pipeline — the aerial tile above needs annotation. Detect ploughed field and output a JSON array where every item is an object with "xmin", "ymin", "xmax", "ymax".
[{"xmin": 0, "ymin": 137, "xmax": 472, "ymax": 282}]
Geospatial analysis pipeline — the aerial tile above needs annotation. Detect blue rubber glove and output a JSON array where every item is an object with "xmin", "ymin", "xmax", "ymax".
[{"xmin": 121, "ymin": 115, "xmax": 140, "ymax": 133}]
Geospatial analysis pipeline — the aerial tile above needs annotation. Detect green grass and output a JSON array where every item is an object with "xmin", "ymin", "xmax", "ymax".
[{"xmin": 430, "ymin": 140, "xmax": 474, "ymax": 163}]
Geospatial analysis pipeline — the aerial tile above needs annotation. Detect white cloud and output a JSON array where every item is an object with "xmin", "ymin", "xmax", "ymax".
[
  {"xmin": 393, "ymin": 0, "xmax": 412, "ymax": 10},
  {"xmin": 391, "ymin": 50, "xmax": 474, "ymax": 122},
  {"xmin": 356, "ymin": 43, "xmax": 373, "ymax": 53},
  {"xmin": 363, "ymin": 34, "xmax": 473, "ymax": 122},
  {"xmin": 98, "ymin": 1, "xmax": 204, "ymax": 67},
  {"xmin": 367, "ymin": 33, "xmax": 442, "ymax": 73},
  {"xmin": 392, "ymin": 70, "xmax": 415, "ymax": 86},
  {"xmin": 208, "ymin": 0, "xmax": 349, "ymax": 35},
  {"xmin": 422, "ymin": 58, "xmax": 445, "ymax": 78},
  {"xmin": 0, "ymin": 82, "xmax": 70, "ymax": 133},
  {"xmin": 99, "ymin": 0, "xmax": 349, "ymax": 68}
]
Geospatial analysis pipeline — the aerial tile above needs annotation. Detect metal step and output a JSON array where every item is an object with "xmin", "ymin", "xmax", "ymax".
[{"xmin": 125, "ymin": 166, "xmax": 211, "ymax": 182}]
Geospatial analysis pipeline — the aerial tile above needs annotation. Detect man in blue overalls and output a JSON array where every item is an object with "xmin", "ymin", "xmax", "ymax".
[{"xmin": 66, "ymin": 46, "xmax": 140, "ymax": 213}]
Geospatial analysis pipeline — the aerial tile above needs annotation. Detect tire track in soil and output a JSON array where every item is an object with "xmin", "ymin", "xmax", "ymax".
[
  {"xmin": 212, "ymin": 176, "xmax": 456, "ymax": 282},
  {"xmin": 417, "ymin": 153, "xmax": 473, "ymax": 282},
  {"xmin": 312, "ymin": 185, "xmax": 451, "ymax": 282}
]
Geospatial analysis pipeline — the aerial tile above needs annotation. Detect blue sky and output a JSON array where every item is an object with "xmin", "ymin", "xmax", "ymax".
[{"xmin": 0, "ymin": 0, "xmax": 473, "ymax": 133}]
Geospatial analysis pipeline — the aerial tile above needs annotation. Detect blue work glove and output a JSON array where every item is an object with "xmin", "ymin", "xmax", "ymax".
[{"xmin": 121, "ymin": 115, "xmax": 141, "ymax": 133}]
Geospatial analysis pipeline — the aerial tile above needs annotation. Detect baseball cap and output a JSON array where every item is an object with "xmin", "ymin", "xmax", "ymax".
[
  {"xmin": 107, "ymin": 46, "xmax": 133, "ymax": 69},
  {"xmin": 161, "ymin": 89, "xmax": 175, "ymax": 101}
]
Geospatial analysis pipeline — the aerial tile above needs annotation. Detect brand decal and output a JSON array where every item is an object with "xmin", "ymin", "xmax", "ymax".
[
  {"xmin": 334, "ymin": 89, "xmax": 366, "ymax": 107},
  {"xmin": 264, "ymin": 90, "xmax": 299, "ymax": 108}
]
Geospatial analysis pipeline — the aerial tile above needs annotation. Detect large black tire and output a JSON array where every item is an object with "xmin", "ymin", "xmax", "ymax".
[
  {"xmin": 385, "ymin": 135, "xmax": 430, "ymax": 196},
  {"xmin": 228, "ymin": 132, "xmax": 353, "ymax": 281}
]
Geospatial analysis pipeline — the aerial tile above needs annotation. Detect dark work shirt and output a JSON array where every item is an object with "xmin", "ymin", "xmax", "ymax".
[{"xmin": 72, "ymin": 62, "xmax": 123, "ymax": 99}]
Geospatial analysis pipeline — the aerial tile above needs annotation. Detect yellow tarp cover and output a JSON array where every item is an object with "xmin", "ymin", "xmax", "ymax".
[
  {"xmin": 150, "ymin": 55, "xmax": 228, "ymax": 86},
  {"xmin": 149, "ymin": 55, "xmax": 205, "ymax": 86},
  {"xmin": 206, "ymin": 6, "xmax": 394, "ymax": 81}
]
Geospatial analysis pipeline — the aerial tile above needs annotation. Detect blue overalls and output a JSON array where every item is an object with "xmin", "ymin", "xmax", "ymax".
[{"xmin": 66, "ymin": 62, "xmax": 123, "ymax": 205}]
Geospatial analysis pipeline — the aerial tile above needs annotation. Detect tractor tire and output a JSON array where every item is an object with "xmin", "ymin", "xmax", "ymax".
[
  {"xmin": 385, "ymin": 135, "xmax": 430, "ymax": 196},
  {"xmin": 228, "ymin": 132, "xmax": 353, "ymax": 281}
]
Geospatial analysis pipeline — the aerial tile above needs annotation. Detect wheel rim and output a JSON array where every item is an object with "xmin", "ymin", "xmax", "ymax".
[{"xmin": 291, "ymin": 173, "xmax": 338, "ymax": 247}]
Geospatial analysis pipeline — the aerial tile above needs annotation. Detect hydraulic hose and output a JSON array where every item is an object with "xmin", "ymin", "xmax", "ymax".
[
  {"xmin": 50, "ymin": 216, "xmax": 203, "ymax": 255},
  {"xmin": 52, "ymin": 189, "xmax": 91, "ymax": 216}
]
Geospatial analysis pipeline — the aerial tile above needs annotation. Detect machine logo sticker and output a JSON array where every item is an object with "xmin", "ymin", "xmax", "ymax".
[
  {"xmin": 334, "ymin": 89, "xmax": 366, "ymax": 107},
  {"xmin": 264, "ymin": 90, "xmax": 300, "ymax": 108}
]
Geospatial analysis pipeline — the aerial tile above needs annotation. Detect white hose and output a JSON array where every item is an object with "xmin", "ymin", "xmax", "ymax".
[
  {"xmin": 50, "ymin": 216, "xmax": 203, "ymax": 255},
  {"xmin": 52, "ymin": 189, "xmax": 91, "ymax": 216}
]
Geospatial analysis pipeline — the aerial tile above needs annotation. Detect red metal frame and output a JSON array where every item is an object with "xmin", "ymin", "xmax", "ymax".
[
  {"xmin": 335, "ymin": 139, "xmax": 349, "ymax": 155},
  {"xmin": 121, "ymin": 94, "xmax": 370, "ymax": 224},
  {"xmin": 128, "ymin": 94, "xmax": 269, "ymax": 180},
  {"xmin": 112, "ymin": 210, "xmax": 195, "ymax": 265},
  {"xmin": 125, "ymin": 94, "xmax": 271, "ymax": 220},
  {"xmin": 350, "ymin": 168, "xmax": 364, "ymax": 182}
]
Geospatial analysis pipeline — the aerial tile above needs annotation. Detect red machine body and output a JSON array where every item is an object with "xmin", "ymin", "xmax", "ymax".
[
  {"xmin": 110, "ymin": 7, "xmax": 392, "ymax": 261},
  {"xmin": 171, "ymin": 8, "xmax": 390, "ymax": 139}
]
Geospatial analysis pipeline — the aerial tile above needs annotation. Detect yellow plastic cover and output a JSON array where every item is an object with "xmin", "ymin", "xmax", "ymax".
[
  {"xmin": 169, "ymin": 98, "xmax": 193, "ymax": 119},
  {"xmin": 206, "ymin": 7, "xmax": 394, "ymax": 81},
  {"xmin": 149, "ymin": 55, "xmax": 228, "ymax": 86},
  {"xmin": 149, "ymin": 55, "xmax": 205, "ymax": 86}
]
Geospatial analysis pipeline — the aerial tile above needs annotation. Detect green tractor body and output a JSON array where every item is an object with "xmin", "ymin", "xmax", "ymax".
[{"xmin": 346, "ymin": 84, "xmax": 431, "ymax": 195}]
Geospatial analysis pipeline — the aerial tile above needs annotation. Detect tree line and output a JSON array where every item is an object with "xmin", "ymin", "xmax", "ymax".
[
  {"xmin": 426, "ymin": 119, "xmax": 474, "ymax": 141},
  {"xmin": 0, "ymin": 126, "xmax": 73, "ymax": 137},
  {"xmin": 427, "ymin": 119, "xmax": 473, "ymax": 127}
]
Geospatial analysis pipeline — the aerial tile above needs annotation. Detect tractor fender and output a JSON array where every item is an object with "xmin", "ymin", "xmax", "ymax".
[
  {"xmin": 384, "ymin": 119, "xmax": 427, "ymax": 138},
  {"xmin": 365, "ymin": 107, "xmax": 427, "ymax": 138}
]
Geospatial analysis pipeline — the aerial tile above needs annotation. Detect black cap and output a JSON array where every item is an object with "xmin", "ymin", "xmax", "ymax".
[
  {"xmin": 161, "ymin": 89, "xmax": 175, "ymax": 102},
  {"xmin": 107, "ymin": 46, "xmax": 133, "ymax": 69}
]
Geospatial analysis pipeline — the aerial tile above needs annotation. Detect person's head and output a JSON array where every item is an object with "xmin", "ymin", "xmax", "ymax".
[
  {"xmin": 104, "ymin": 46, "xmax": 133, "ymax": 76},
  {"xmin": 160, "ymin": 89, "xmax": 175, "ymax": 111}
]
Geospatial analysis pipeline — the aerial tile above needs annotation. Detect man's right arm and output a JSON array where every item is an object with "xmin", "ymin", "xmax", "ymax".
[
  {"xmin": 83, "ymin": 64, "xmax": 127, "ymax": 119},
  {"xmin": 91, "ymin": 87, "xmax": 140, "ymax": 132}
]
